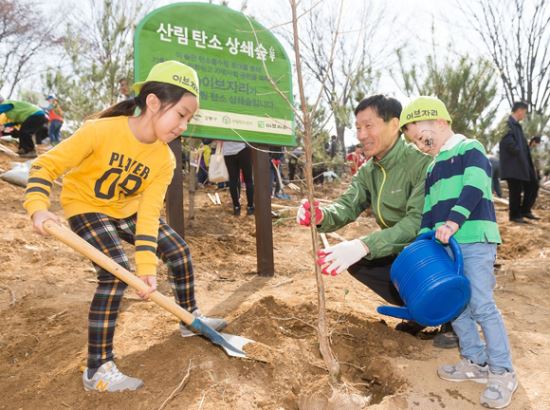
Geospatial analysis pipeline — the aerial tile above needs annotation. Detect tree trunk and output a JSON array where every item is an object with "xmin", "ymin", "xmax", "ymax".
[{"xmin": 290, "ymin": 0, "xmax": 341, "ymax": 387}]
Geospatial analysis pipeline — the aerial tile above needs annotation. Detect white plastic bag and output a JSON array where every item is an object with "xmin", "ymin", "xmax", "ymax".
[
  {"xmin": 0, "ymin": 161, "xmax": 32, "ymax": 187},
  {"xmin": 208, "ymin": 142, "xmax": 229, "ymax": 183}
]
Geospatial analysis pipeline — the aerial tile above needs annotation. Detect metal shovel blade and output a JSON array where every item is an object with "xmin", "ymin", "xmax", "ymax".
[{"xmin": 190, "ymin": 318, "xmax": 253, "ymax": 359}]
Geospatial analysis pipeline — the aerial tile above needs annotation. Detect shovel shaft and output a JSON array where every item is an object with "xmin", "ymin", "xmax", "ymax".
[{"xmin": 43, "ymin": 219, "xmax": 195, "ymax": 326}]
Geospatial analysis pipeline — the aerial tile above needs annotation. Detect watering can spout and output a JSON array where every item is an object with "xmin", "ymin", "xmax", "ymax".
[{"xmin": 376, "ymin": 305, "xmax": 413, "ymax": 321}]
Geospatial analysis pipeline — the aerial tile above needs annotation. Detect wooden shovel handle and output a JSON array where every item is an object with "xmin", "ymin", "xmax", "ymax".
[{"xmin": 43, "ymin": 219, "xmax": 195, "ymax": 325}]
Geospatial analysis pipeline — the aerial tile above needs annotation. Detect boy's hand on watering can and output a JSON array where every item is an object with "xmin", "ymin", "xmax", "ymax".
[
  {"xmin": 316, "ymin": 239, "xmax": 369, "ymax": 276},
  {"xmin": 435, "ymin": 221, "xmax": 459, "ymax": 244},
  {"xmin": 296, "ymin": 199, "xmax": 323, "ymax": 226}
]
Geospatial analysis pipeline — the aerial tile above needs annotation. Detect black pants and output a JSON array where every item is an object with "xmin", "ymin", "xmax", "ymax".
[
  {"xmin": 491, "ymin": 166, "xmax": 502, "ymax": 198},
  {"xmin": 14, "ymin": 114, "xmax": 48, "ymax": 152},
  {"xmin": 347, "ymin": 255, "xmax": 404, "ymax": 306},
  {"xmin": 506, "ymin": 178, "xmax": 538, "ymax": 219},
  {"xmin": 224, "ymin": 147, "xmax": 254, "ymax": 208}
]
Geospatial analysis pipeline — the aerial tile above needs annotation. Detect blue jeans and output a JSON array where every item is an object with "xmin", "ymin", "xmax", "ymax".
[
  {"xmin": 48, "ymin": 119, "xmax": 63, "ymax": 144},
  {"xmin": 448, "ymin": 243, "xmax": 513, "ymax": 372}
]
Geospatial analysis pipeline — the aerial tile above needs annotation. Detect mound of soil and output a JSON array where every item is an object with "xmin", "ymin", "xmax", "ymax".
[{"xmin": 1, "ymin": 295, "xmax": 412, "ymax": 410}]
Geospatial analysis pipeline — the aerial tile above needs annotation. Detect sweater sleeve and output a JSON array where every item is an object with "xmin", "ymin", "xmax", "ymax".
[
  {"xmin": 23, "ymin": 123, "xmax": 94, "ymax": 217},
  {"xmin": 318, "ymin": 168, "xmax": 371, "ymax": 232},
  {"xmin": 419, "ymin": 176, "xmax": 433, "ymax": 234},
  {"xmin": 447, "ymin": 143, "xmax": 491, "ymax": 227},
  {"xmin": 133, "ymin": 153, "xmax": 175, "ymax": 277}
]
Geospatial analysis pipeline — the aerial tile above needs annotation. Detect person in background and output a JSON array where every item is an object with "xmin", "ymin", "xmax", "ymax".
[
  {"xmin": 270, "ymin": 146, "xmax": 290, "ymax": 199},
  {"xmin": 288, "ymin": 146, "xmax": 303, "ymax": 182},
  {"xmin": 222, "ymin": 141, "xmax": 254, "ymax": 216},
  {"xmin": 197, "ymin": 140, "xmax": 212, "ymax": 186},
  {"xmin": 45, "ymin": 95, "xmax": 64, "ymax": 145},
  {"xmin": 346, "ymin": 144, "xmax": 367, "ymax": 175},
  {"xmin": 488, "ymin": 154, "xmax": 503, "ymax": 198},
  {"xmin": 327, "ymin": 135, "xmax": 338, "ymax": 158},
  {"xmin": 527, "ymin": 136, "xmax": 542, "ymax": 215},
  {"xmin": 0, "ymin": 96, "xmax": 48, "ymax": 158},
  {"xmin": 118, "ymin": 78, "xmax": 132, "ymax": 101},
  {"xmin": 499, "ymin": 102, "xmax": 538, "ymax": 222}
]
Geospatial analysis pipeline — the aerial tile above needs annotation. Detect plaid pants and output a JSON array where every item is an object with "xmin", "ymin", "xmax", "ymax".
[{"xmin": 69, "ymin": 213, "xmax": 196, "ymax": 369}]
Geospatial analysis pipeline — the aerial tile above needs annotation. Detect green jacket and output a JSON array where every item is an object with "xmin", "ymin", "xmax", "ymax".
[
  {"xmin": 0, "ymin": 99, "xmax": 43, "ymax": 124},
  {"xmin": 319, "ymin": 136, "xmax": 432, "ymax": 259}
]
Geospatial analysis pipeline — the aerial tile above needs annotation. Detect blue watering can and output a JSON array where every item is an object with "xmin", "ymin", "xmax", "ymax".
[{"xmin": 376, "ymin": 231, "xmax": 470, "ymax": 327}]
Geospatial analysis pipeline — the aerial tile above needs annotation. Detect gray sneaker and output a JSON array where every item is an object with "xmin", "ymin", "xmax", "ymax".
[
  {"xmin": 480, "ymin": 370, "xmax": 518, "ymax": 409},
  {"xmin": 437, "ymin": 358, "xmax": 489, "ymax": 383},
  {"xmin": 82, "ymin": 361, "xmax": 144, "ymax": 392},
  {"xmin": 180, "ymin": 309, "xmax": 227, "ymax": 337}
]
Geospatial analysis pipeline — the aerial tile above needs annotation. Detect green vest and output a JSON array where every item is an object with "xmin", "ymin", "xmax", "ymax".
[{"xmin": 3, "ymin": 100, "xmax": 43, "ymax": 123}]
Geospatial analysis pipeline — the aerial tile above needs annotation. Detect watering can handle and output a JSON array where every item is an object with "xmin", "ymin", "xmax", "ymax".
[{"xmin": 415, "ymin": 231, "xmax": 464, "ymax": 276}]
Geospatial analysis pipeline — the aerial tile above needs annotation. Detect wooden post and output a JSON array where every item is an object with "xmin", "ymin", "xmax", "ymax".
[
  {"xmin": 251, "ymin": 145, "xmax": 274, "ymax": 276},
  {"xmin": 187, "ymin": 140, "xmax": 200, "ymax": 224},
  {"xmin": 166, "ymin": 138, "xmax": 185, "ymax": 239}
]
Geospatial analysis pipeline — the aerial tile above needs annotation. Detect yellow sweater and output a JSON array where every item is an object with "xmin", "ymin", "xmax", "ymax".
[{"xmin": 23, "ymin": 116, "xmax": 176, "ymax": 276}]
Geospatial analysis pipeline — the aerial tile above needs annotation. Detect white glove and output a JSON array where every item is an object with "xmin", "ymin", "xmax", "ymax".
[{"xmin": 316, "ymin": 239, "xmax": 368, "ymax": 276}]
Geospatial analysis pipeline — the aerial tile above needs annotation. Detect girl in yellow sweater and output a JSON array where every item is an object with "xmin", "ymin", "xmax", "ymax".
[{"xmin": 24, "ymin": 61, "xmax": 226, "ymax": 392}]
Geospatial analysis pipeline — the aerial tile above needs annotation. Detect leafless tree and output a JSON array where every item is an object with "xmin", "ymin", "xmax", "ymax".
[
  {"xmin": 461, "ymin": 0, "xmax": 550, "ymax": 126},
  {"xmin": 0, "ymin": 0, "xmax": 60, "ymax": 98},
  {"xmin": 291, "ymin": 2, "xmax": 391, "ymax": 159},
  {"xmin": 289, "ymin": 0, "xmax": 341, "ymax": 386}
]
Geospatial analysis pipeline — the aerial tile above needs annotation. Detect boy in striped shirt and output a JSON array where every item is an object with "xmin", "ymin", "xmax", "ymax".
[{"xmin": 401, "ymin": 97, "xmax": 516, "ymax": 409}]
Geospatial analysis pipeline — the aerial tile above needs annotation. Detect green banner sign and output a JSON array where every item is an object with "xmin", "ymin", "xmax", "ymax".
[{"xmin": 134, "ymin": 2, "xmax": 295, "ymax": 146}]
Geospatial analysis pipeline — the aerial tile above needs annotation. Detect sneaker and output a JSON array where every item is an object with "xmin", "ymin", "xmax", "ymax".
[
  {"xmin": 522, "ymin": 213, "xmax": 540, "ymax": 220},
  {"xmin": 438, "ymin": 358, "xmax": 488, "ymax": 383},
  {"xmin": 433, "ymin": 323, "xmax": 459, "ymax": 349},
  {"xmin": 480, "ymin": 370, "xmax": 518, "ymax": 409},
  {"xmin": 82, "ymin": 361, "xmax": 144, "ymax": 392},
  {"xmin": 246, "ymin": 206, "xmax": 255, "ymax": 216},
  {"xmin": 395, "ymin": 320, "xmax": 426, "ymax": 336},
  {"xmin": 180, "ymin": 310, "xmax": 228, "ymax": 337},
  {"xmin": 19, "ymin": 150, "xmax": 37, "ymax": 158},
  {"xmin": 233, "ymin": 206, "xmax": 241, "ymax": 216}
]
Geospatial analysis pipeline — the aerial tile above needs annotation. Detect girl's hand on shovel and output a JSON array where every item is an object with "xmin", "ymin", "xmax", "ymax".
[
  {"xmin": 138, "ymin": 275, "xmax": 157, "ymax": 300},
  {"xmin": 31, "ymin": 210, "xmax": 61, "ymax": 235}
]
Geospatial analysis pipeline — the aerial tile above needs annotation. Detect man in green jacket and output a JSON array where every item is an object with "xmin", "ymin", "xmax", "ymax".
[
  {"xmin": 0, "ymin": 96, "xmax": 48, "ymax": 158},
  {"xmin": 298, "ymin": 95, "xmax": 437, "ymax": 336}
]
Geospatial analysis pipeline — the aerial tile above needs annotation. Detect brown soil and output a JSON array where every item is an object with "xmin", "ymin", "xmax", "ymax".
[{"xmin": 0, "ymin": 143, "xmax": 549, "ymax": 409}]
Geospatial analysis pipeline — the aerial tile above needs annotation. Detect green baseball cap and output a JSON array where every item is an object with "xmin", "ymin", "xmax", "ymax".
[
  {"xmin": 132, "ymin": 60, "xmax": 199, "ymax": 98},
  {"xmin": 400, "ymin": 96, "xmax": 452, "ymax": 128}
]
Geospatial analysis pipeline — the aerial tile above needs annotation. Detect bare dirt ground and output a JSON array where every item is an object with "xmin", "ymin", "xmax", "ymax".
[{"xmin": 0, "ymin": 144, "xmax": 549, "ymax": 410}]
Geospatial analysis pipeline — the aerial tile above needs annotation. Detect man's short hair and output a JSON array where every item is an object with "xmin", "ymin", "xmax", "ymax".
[
  {"xmin": 354, "ymin": 94, "xmax": 402, "ymax": 122},
  {"xmin": 512, "ymin": 101, "xmax": 528, "ymax": 112}
]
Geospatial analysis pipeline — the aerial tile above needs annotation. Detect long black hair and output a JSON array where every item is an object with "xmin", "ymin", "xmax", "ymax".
[{"xmin": 95, "ymin": 81, "xmax": 194, "ymax": 119}]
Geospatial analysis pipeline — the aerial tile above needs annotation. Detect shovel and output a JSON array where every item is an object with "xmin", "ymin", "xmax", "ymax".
[
  {"xmin": 43, "ymin": 219, "xmax": 254, "ymax": 359},
  {"xmin": 271, "ymin": 159, "xmax": 297, "ymax": 199}
]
